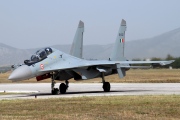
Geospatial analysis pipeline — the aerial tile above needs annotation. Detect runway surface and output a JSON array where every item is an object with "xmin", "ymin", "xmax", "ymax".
[{"xmin": 0, "ymin": 83, "xmax": 180, "ymax": 100}]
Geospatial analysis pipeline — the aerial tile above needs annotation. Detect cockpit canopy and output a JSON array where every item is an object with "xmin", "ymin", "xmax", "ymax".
[
  {"xmin": 31, "ymin": 47, "xmax": 53, "ymax": 62},
  {"xmin": 24, "ymin": 47, "xmax": 53, "ymax": 66}
]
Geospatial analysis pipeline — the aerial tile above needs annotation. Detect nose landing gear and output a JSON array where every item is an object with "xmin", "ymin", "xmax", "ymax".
[
  {"xmin": 51, "ymin": 78, "xmax": 59, "ymax": 95},
  {"xmin": 51, "ymin": 72, "xmax": 69, "ymax": 95},
  {"xmin": 59, "ymin": 80, "xmax": 69, "ymax": 94}
]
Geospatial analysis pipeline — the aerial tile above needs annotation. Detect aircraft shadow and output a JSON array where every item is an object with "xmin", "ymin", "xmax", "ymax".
[
  {"xmin": 0, "ymin": 89, "xmax": 152, "ymax": 99},
  {"xmin": 28, "ymin": 89, "xmax": 152, "ymax": 96}
]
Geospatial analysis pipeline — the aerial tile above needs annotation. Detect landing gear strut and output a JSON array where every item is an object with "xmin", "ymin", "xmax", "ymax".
[
  {"xmin": 59, "ymin": 80, "xmax": 69, "ymax": 94},
  {"xmin": 101, "ymin": 72, "xmax": 110, "ymax": 92},
  {"xmin": 51, "ymin": 74, "xmax": 59, "ymax": 95}
]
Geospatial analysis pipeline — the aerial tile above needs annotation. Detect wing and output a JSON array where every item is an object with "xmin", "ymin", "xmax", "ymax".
[
  {"xmin": 117, "ymin": 60, "xmax": 174, "ymax": 67},
  {"xmin": 41, "ymin": 60, "xmax": 174, "ymax": 72}
]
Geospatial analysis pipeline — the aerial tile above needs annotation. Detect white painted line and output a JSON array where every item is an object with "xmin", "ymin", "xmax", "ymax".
[{"xmin": 0, "ymin": 90, "xmax": 39, "ymax": 93}]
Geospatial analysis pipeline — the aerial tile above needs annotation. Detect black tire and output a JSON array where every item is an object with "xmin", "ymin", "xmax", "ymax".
[
  {"xmin": 59, "ymin": 83, "xmax": 67, "ymax": 94},
  {"xmin": 103, "ymin": 82, "xmax": 111, "ymax": 92},
  {"xmin": 51, "ymin": 90, "xmax": 55, "ymax": 95},
  {"xmin": 51, "ymin": 88, "xmax": 59, "ymax": 95}
]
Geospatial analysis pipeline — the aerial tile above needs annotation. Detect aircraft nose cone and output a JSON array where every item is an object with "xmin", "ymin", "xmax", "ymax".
[{"xmin": 8, "ymin": 65, "xmax": 33, "ymax": 81}]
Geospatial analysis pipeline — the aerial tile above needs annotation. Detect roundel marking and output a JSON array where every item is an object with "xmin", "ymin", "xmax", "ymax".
[{"xmin": 40, "ymin": 64, "xmax": 44, "ymax": 70}]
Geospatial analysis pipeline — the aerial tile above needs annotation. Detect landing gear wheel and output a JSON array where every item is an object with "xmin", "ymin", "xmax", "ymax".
[
  {"xmin": 52, "ymin": 88, "xmax": 59, "ymax": 95},
  {"xmin": 59, "ymin": 83, "xmax": 67, "ymax": 94},
  {"xmin": 103, "ymin": 82, "xmax": 110, "ymax": 92}
]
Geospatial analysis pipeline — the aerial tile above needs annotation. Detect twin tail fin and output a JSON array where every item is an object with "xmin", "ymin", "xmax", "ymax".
[
  {"xmin": 110, "ymin": 19, "xmax": 127, "ymax": 61},
  {"xmin": 70, "ymin": 21, "xmax": 84, "ymax": 58}
]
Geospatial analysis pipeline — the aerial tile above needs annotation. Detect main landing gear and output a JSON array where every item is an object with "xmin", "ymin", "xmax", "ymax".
[
  {"xmin": 51, "ymin": 73, "xmax": 69, "ymax": 95},
  {"xmin": 51, "ymin": 72, "xmax": 111, "ymax": 95},
  {"xmin": 101, "ymin": 72, "xmax": 111, "ymax": 92}
]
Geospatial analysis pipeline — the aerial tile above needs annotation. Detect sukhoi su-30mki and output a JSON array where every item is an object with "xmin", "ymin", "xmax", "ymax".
[{"xmin": 8, "ymin": 19, "xmax": 174, "ymax": 94}]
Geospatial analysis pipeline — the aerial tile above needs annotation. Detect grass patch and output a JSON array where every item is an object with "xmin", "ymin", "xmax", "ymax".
[
  {"xmin": 0, "ymin": 95, "xmax": 180, "ymax": 120},
  {"xmin": 0, "ymin": 92, "xmax": 25, "ymax": 95},
  {"xmin": 0, "ymin": 93, "xmax": 13, "ymax": 95}
]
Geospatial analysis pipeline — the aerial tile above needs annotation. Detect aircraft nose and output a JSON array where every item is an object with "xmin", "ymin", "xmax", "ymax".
[{"xmin": 8, "ymin": 65, "xmax": 33, "ymax": 81}]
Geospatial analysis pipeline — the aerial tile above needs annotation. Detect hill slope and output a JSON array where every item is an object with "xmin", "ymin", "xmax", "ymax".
[
  {"xmin": 125, "ymin": 27, "xmax": 180, "ymax": 59},
  {"xmin": 0, "ymin": 27, "xmax": 180, "ymax": 65}
]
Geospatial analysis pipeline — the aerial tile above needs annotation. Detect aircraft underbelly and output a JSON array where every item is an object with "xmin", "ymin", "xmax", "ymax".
[
  {"xmin": 73, "ymin": 68, "xmax": 112, "ymax": 80},
  {"xmin": 73, "ymin": 69, "xmax": 99, "ymax": 79},
  {"xmin": 55, "ymin": 71, "xmax": 73, "ymax": 81}
]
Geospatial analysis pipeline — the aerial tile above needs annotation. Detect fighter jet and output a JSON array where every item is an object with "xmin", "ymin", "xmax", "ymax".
[{"xmin": 8, "ymin": 19, "xmax": 174, "ymax": 94}]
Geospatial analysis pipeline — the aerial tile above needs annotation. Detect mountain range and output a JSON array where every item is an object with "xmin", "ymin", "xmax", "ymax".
[{"xmin": 0, "ymin": 27, "xmax": 180, "ymax": 66}]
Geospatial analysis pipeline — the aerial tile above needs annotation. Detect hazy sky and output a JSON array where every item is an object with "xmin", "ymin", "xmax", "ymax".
[{"xmin": 0, "ymin": 0, "xmax": 180, "ymax": 49}]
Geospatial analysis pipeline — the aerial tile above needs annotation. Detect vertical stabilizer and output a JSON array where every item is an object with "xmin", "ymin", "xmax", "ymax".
[
  {"xmin": 110, "ymin": 19, "xmax": 126, "ymax": 61},
  {"xmin": 70, "ymin": 20, "xmax": 84, "ymax": 58}
]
